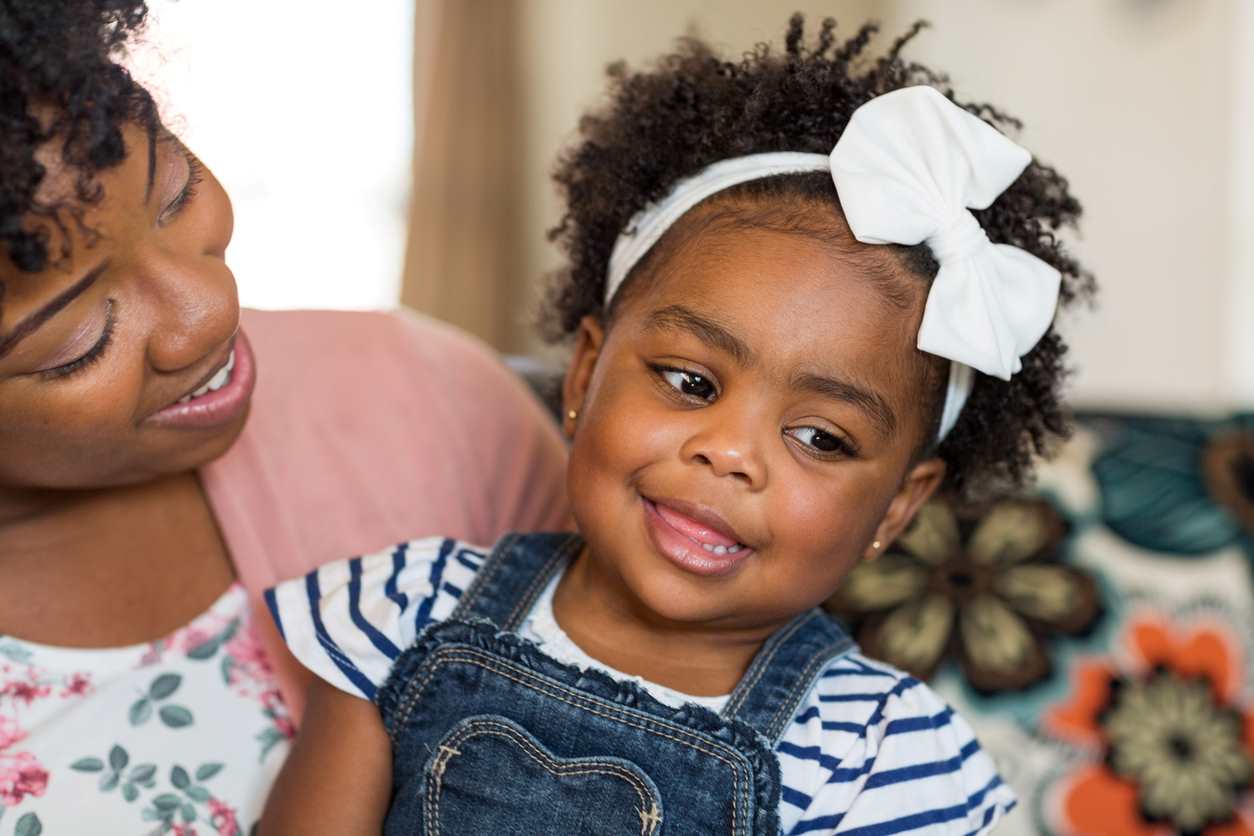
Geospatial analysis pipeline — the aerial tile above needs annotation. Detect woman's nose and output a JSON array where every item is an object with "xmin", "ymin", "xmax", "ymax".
[
  {"xmin": 679, "ymin": 408, "xmax": 768, "ymax": 489},
  {"xmin": 142, "ymin": 254, "xmax": 239, "ymax": 374}
]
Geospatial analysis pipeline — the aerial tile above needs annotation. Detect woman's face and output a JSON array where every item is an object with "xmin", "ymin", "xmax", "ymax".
[
  {"xmin": 563, "ymin": 215, "xmax": 945, "ymax": 631},
  {"xmin": 0, "ymin": 121, "xmax": 252, "ymax": 492}
]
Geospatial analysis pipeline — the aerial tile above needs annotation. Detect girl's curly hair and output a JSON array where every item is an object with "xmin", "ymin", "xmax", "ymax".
[
  {"xmin": 541, "ymin": 14, "xmax": 1095, "ymax": 498},
  {"xmin": 0, "ymin": 0, "xmax": 154, "ymax": 275}
]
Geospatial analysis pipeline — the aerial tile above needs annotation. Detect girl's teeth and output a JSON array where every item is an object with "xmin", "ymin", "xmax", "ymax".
[
  {"xmin": 700, "ymin": 543, "xmax": 743, "ymax": 555},
  {"xmin": 176, "ymin": 351, "xmax": 235, "ymax": 404}
]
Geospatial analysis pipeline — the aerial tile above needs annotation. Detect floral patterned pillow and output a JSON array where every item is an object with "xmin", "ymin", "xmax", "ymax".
[{"xmin": 826, "ymin": 412, "xmax": 1254, "ymax": 836}]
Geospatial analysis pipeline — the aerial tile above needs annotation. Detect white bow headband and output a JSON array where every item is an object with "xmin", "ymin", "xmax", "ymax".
[{"xmin": 604, "ymin": 86, "xmax": 1062, "ymax": 441}]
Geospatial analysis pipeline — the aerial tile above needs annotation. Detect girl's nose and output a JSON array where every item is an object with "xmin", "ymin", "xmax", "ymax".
[{"xmin": 679, "ymin": 411, "xmax": 768, "ymax": 489}]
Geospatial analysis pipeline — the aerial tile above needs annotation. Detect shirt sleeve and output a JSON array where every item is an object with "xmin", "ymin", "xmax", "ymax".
[
  {"xmin": 780, "ymin": 654, "xmax": 1016, "ymax": 835},
  {"xmin": 263, "ymin": 537, "xmax": 490, "ymax": 701}
]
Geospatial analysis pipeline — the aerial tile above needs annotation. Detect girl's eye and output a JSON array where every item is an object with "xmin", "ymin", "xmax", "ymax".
[
  {"xmin": 785, "ymin": 426, "xmax": 852, "ymax": 457},
  {"xmin": 657, "ymin": 367, "xmax": 717, "ymax": 401}
]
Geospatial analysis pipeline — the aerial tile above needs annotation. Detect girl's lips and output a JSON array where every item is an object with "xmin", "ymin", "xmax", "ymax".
[
  {"xmin": 147, "ymin": 330, "xmax": 256, "ymax": 431},
  {"xmin": 642, "ymin": 497, "xmax": 755, "ymax": 578}
]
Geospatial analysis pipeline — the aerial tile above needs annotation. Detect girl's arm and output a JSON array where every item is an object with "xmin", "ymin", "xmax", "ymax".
[{"xmin": 260, "ymin": 678, "xmax": 392, "ymax": 834}]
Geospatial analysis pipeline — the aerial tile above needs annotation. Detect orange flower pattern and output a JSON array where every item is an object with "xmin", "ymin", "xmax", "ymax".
[{"xmin": 1043, "ymin": 615, "xmax": 1254, "ymax": 835}]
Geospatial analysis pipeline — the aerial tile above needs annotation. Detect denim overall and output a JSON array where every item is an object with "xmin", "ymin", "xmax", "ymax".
[{"xmin": 376, "ymin": 533, "xmax": 855, "ymax": 836}]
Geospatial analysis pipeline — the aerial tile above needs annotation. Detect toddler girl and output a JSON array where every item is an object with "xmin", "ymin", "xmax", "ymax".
[{"xmin": 261, "ymin": 15, "xmax": 1091, "ymax": 835}]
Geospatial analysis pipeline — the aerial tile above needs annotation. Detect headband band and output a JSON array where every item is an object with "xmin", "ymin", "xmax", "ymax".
[{"xmin": 603, "ymin": 86, "xmax": 1061, "ymax": 442}]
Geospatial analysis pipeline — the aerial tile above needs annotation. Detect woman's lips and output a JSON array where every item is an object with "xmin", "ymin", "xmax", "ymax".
[
  {"xmin": 146, "ymin": 330, "xmax": 256, "ymax": 431},
  {"xmin": 642, "ymin": 497, "xmax": 755, "ymax": 577}
]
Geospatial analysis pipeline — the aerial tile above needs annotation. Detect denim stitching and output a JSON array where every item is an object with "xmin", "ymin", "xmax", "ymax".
[
  {"xmin": 763, "ymin": 640, "xmax": 855, "ymax": 743},
  {"xmin": 502, "ymin": 538, "xmax": 581, "ymax": 630},
  {"xmin": 722, "ymin": 612, "xmax": 813, "ymax": 719},
  {"xmin": 449, "ymin": 534, "xmax": 517, "ymax": 620},
  {"xmin": 394, "ymin": 647, "xmax": 750, "ymax": 833},
  {"xmin": 424, "ymin": 718, "xmax": 663, "ymax": 836}
]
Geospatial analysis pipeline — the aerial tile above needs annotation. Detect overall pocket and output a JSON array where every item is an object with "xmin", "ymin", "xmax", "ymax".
[{"xmin": 420, "ymin": 715, "xmax": 665, "ymax": 836}]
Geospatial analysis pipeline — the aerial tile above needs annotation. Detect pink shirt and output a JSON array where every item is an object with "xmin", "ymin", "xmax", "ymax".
[{"xmin": 200, "ymin": 309, "xmax": 570, "ymax": 719}]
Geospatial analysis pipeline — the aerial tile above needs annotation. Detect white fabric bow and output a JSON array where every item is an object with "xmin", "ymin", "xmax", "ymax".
[{"xmin": 830, "ymin": 86, "xmax": 1061, "ymax": 381}]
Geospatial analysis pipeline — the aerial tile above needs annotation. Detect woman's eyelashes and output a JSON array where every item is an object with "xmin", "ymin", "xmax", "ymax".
[
  {"xmin": 158, "ymin": 149, "xmax": 204, "ymax": 226},
  {"xmin": 40, "ymin": 302, "xmax": 117, "ymax": 382}
]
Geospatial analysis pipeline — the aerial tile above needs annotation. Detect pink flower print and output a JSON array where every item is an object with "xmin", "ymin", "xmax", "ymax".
[
  {"xmin": 208, "ymin": 797, "xmax": 241, "ymax": 836},
  {"xmin": 0, "ymin": 715, "xmax": 25, "ymax": 749},
  {"xmin": 260, "ymin": 689, "xmax": 296, "ymax": 740},
  {"xmin": 224, "ymin": 625, "xmax": 274, "ymax": 686},
  {"xmin": 170, "ymin": 825, "xmax": 200, "ymax": 836},
  {"xmin": 0, "ymin": 750, "xmax": 48, "ymax": 806},
  {"xmin": 59, "ymin": 671, "xmax": 92, "ymax": 698},
  {"xmin": 1, "ymin": 675, "xmax": 50, "ymax": 706}
]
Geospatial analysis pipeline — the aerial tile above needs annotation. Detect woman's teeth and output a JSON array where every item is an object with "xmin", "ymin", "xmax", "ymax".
[
  {"xmin": 177, "ymin": 351, "xmax": 235, "ymax": 404},
  {"xmin": 700, "ymin": 542, "xmax": 743, "ymax": 555}
]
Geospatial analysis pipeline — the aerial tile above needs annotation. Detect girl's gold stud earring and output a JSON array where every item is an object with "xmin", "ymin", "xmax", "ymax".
[
  {"xmin": 872, "ymin": 540, "xmax": 882, "ymax": 551},
  {"xmin": 567, "ymin": 409, "xmax": 579, "ymax": 421}
]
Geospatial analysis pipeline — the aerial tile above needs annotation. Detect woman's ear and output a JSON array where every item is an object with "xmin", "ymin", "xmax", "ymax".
[
  {"xmin": 561, "ymin": 315, "xmax": 605, "ymax": 439},
  {"xmin": 864, "ymin": 457, "xmax": 946, "ymax": 560}
]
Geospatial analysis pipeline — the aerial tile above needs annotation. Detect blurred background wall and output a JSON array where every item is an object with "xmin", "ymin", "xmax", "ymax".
[{"xmin": 130, "ymin": 0, "xmax": 1254, "ymax": 411}]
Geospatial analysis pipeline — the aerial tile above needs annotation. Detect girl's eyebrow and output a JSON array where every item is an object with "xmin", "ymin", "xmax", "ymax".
[
  {"xmin": 791, "ymin": 371, "xmax": 898, "ymax": 439},
  {"xmin": 644, "ymin": 305, "xmax": 755, "ymax": 367}
]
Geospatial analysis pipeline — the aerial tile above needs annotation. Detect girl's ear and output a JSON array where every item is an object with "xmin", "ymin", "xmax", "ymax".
[
  {"xmin": 561, "ymin": 315, "xmax": 606, "ymax": 439},
  {"xmin": 864, "ymin": 457, "xmax": 946, "ymax": 560}
]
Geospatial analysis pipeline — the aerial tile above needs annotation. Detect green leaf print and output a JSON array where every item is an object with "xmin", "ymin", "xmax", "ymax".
[
  {"xmin": 0, "ymin": 641, "xmax": 32, "ymax": 664},
  {"xmin": 170, "ymin": 766, "xmax": 189, "ymax": 789},
  {"xmin": 184, "ymin": 785, "xmax": 211, "ymax": 803},
  {"xmin": 14, "ymin": 812, "xmax": 42, "ymax": 836},
  {"xmin": 128, "ymin": 698, "xmax": 153, "ymax": 726},
  {"xmin": 181, "ymin": 802, "xmax": 196, "ymax": 823},
  {"xmin": 99, "ymin": 771, "xmax": 120, "ymax": 792},
  {"xmin": 195, "ymin": 763, "xmax": 223, "ymax": 781},
  {"xmin": 159, "ymin": 705, "xmax": 193, "ymax": 728},
  {"xmin": 121, "ymin": 783, "xmax": 139, "ymax": 803},
  {"xmin": 129, "ymin": 763, "xmax": 157, "ymax": 785},
  {"xmin": 187, "ymin": 618, "xmax": 241, "ymax": 662},
  {"xmin": 185, "ymin": 639, "xmax": 219, "ymax": 661},
  {"xmin": 70, "ymin": 757, "xmax": 104, "ymax": 772},
  {"xmin": 152, "ymin": 793, "xmax": 182, "ymax": 811},
  {"xmin": 109, "ymin": 745, "xmax": 129, "ymax": 771},
  {"xmin": 148, "ymin": 673, "xmax": 182, "ymax": 700}
]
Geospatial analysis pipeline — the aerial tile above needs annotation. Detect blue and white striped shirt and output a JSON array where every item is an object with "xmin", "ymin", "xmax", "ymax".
[{"xmin": 267, "ymin": 537, "xmax": 1015, "ymax": 835}]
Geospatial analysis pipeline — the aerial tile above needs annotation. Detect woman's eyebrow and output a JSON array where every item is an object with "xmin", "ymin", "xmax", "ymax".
[
  {"xmin": 644, "ymin": 304, "xmax": 756, "ymax": 367},
  {"xmin": 792, "ymin": 371, "xmax": 898, "ymax": 439},
  {"xmin": 144, "ymin": 118, "xmax": 159, "ymax": 203},
  {"xmin": 0, "ymin": 260, "xmax": 110, "ymax": 360}
]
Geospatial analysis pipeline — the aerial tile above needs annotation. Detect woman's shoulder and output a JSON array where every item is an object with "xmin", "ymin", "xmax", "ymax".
[
  {"xmin": 239, "ymin": 307, "xmax": 525, "ymax": 395},
  {"xmin": 777, "ymin": 652, "xmax": 1015, "ymax": 835},
  {"xmin": 265, "ymin": 536, "xmax": 493, "ymax": 701}
]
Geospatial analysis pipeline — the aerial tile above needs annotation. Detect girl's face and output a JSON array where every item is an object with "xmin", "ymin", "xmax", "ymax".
[
  {"xmin": 0, "ymin": 121, "xmax": 249, "ymax": 493},
  {"xmin": 563, "ymin": 213, "xmax": 945, "ymax": 631}
]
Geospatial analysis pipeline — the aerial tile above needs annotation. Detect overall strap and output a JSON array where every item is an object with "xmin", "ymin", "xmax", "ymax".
[
  {"xmin": 451, "ymin": 532, "xmax": 584, "ymax": 629},
  {"xmin": 722, "ymin": 609, "xmax": 855, "ymax": 746}
]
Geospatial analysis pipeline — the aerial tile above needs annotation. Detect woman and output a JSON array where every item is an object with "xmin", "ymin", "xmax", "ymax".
[{"xmin": 0, "ymin": 1, "xmax": 567, "ymax": 831}]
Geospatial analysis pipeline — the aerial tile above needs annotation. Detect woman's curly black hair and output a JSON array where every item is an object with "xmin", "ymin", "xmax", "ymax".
[
  {"xmin": 0, "ymin": 0, "xmax": 154, "ymax": 276},
  {"xmin": 541, "ymin": 14, "xmax": 1095, "ymax": 498}
]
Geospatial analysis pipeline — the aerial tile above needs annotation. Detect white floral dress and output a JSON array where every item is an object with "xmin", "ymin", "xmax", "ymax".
[{"xmin": 0, "ymin": 583, "xmax": 293, "ymax": 836}]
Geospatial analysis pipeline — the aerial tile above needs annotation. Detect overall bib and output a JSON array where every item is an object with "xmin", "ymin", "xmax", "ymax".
[{"xmin": 376, "ymin": 533, "xmax": 855, "ymax": 836}]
